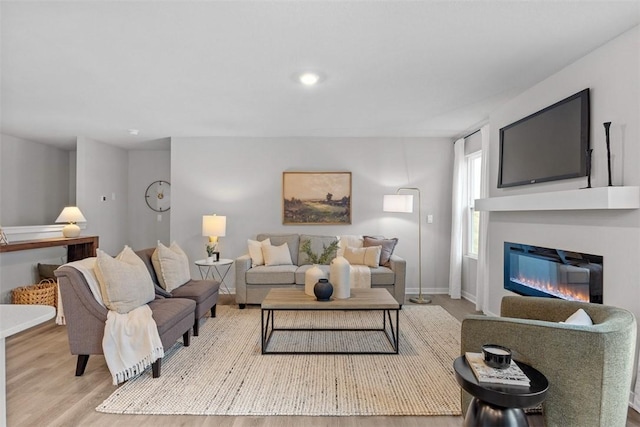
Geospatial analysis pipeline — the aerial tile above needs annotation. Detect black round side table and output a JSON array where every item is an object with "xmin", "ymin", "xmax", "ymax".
[{"xmin": 453, "ymin": 356, "xmax": 549, "ymax": 427}]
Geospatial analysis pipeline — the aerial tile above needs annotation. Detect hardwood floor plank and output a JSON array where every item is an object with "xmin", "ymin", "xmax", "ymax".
[{"xmin": 5, "ymin": 295, "xmax": 639, "ymax": 426}]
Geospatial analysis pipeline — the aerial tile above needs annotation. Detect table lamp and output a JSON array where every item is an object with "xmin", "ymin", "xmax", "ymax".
[
  {"xmin": 55, "ymin": 206, "xmax": 87, "ymax": 238},
  {"xmin": 202, "ymin": 214, "xmax": 226, "ymax": 260}
]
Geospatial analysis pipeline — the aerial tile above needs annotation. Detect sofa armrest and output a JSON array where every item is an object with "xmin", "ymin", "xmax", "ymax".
[
  {"xmin": 55, "ymin": 266, "xmax": 108, "ymax": 355},
  {"xmin": 235, "ymin": 254, "xmax": 252, "ymax": 304},
  {"xmin": 388, "ymin": 254, "xmax": 406, "ymax": 305}
]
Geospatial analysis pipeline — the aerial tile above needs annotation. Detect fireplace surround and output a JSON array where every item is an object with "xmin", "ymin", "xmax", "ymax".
[{"xmin": 504, "ymin": 242, "xmax": 603, "ymax": 303}]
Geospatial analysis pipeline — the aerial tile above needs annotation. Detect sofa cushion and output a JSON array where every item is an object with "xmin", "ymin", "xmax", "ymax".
[
  {"xmin": 363, "ymin": 236, "xmax": 398, "ymax": 267},
  {"xmin": 257, "ymin": 234, "xmax": 300, "ymax": 265},
  {"xmin": 263, "ymin": 243, "xmax": 294, "ymax": 266},
  {"xmin": 298, "ymin": 234, "xmax": 339, "ymax": 266},
  {"xmin": 152, "ymin": 242, "xmax": 191, "ymax": 292},
  {"xmin": 370, "ymin": 266, "xmax": 395, "ymax": 285},
  {"xmin": 247, "ymin": 265, "xmax": 297, "ymax": 285},
  {"xmin": 171, "ymin": 279, "xmax": 220, "ymax": 303},
  {"xmin": 343, "ymin": 246, "xmax": 382, "ymax": 268},
  {"xmin": 95, "ymin": 246, "xmax": 155, "ymax": 314},
  {"xmin": 147, "ymin": 297, "xmax": 196, "ymax": 336},
  {"xmin": 248, "ymin": 238, "xmax": 271, "ymax": 267}
]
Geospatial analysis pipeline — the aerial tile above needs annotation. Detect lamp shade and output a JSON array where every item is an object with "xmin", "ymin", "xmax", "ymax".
[
  {"xmin": 55, "ymin": 206, "xmax": 87, "ymax": 224},
  {"xmin": 383, "ymin": 194, "xmax": 414, "ymax": 213},
  {"xmin": 202, "ymin": 215, "xmax": 226, "ymax": 237}
]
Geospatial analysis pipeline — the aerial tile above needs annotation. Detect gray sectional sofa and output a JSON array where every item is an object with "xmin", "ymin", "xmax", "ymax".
[{"xmin": 235, "ymin": 233, "xmax": 406, "ymax": 307}]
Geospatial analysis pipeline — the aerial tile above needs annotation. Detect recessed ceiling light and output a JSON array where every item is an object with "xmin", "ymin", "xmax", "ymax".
[
  {"xmin": 299, "ymin": 72, "xmax": 320, "ymax": 86},
  {"xmin": 294, "ymin": 70, "xmax": 327, "ymax": 86},
  {"xmin": 128, "ymin": 129, "xmax": 139, "ymax": 136}
]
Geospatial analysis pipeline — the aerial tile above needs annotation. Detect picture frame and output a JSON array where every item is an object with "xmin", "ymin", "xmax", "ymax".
[{"xmin": 282, "ymin": 172, "xmax": 351, "ymax": 225}]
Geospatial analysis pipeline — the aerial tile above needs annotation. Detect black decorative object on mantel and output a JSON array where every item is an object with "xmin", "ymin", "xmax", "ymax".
[
  {"xmin": 314, "ymin": 278, "xmax": 333, "ymax": 301},
  {"xmin": 604, "ymin": 122, "xmax": 613, "ymax": 186},
  {"xmin": 584, "ymin": 148, "xmax": 593, "ymax": 189}
]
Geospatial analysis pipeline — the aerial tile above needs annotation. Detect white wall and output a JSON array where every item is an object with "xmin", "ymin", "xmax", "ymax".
[
  {"xmin": 127, "ymin": 149, "xmax": 171, "ymax": 249},
  {"xmin": 170, "ymin": 137, "xmax": 454, "ymax": 295},
  {"xmin": 0, "ymin": 134, "xmax": 73, "ymax": 302},
  {"xmin": 0, "ymin": 134, "xmax": 70, "ymax": 226},
  {"xmin": 76, "ymin": 136, "xmax": 129, "ymax": 255},
  {"xmin": 484, "ymin": 26, "xmax": 640, "ymax": 319}
]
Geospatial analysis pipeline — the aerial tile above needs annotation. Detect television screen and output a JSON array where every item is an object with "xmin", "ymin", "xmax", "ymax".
[{"xmin": 498, "ymin": 89, "xmax": 590, "ymax": 188}]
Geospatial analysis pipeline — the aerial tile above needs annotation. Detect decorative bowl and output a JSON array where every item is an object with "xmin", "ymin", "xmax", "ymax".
[{"xmin": 482, "ymin": 344, "xmax": 512, "ymax": 369}]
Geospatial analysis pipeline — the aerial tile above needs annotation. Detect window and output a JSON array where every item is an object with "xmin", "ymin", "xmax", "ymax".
[{"xmin": 466, "ymin": 151, "xmax": 482, "ymax": 257}]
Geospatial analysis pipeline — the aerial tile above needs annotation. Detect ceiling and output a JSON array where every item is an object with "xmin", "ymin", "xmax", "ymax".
[{"xmin": 1, "ymin": 1, "xmax": 639, "ymax": 150}]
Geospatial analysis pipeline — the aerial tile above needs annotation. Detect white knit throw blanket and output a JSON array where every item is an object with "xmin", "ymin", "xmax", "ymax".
[
  {"xmin": 61, "ymin": 258, "xmax": 164, "ymax": 385},
  {"xmin": 103, "ymin": 305, "xmax": 164, "ymax": 385},
  {"xmin": 349, "ymin": 265, "xmax": 371, "ymax": 289}
]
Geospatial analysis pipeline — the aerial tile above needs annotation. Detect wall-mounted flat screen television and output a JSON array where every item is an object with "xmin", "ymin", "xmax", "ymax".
[{"xmin": 498, "ymin": 88, "xmax": 590, "ymax": 188}]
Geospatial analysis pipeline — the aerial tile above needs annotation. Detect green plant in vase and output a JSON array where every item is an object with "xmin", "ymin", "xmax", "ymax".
[{"xmin": 300, "ymin": 239, "xmax": 339, "ymax": 265}]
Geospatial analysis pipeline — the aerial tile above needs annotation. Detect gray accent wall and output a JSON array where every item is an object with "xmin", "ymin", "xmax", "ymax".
[{"xmin": 170, "ymin": 137, "xmax": 455, "ymax": 296}]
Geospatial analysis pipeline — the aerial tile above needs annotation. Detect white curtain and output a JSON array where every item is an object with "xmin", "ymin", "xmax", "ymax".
[
  {"xmin": 475, "ymin": 124, "xmax": 491, "ymax": 311},
  {"xmin": 448, "ymin": 138, "xmax": 466, "ymax": 299}
]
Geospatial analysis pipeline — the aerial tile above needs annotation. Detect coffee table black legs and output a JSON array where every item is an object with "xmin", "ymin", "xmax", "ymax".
[{"xmin": 464, "ymin": 397, "xmax": 529, "ymax": 427}]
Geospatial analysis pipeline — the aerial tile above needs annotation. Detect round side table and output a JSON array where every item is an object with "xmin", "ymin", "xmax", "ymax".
[
  {"xmin": 195, "ymin": 258, "xmax": 234, "ymax": 294},
  {"xmin": 453, "ymin": 356, "xmax": 548, "ymax": 427}
]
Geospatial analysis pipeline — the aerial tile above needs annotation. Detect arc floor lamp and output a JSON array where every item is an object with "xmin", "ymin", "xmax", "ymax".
[{"xmin": 383, "ymin": 187, "xmax": 431, "ymax": 304}]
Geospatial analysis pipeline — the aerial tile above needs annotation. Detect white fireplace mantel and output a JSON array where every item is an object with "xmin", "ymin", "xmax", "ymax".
[{"xmin": 475, "ymin": 186, "xmax": 640, "ymax": 212}]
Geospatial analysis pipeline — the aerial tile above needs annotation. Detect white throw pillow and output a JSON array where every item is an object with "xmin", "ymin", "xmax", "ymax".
[
  {"xmin": 343, "ymin": 245, "xmax": 382, "ymax": 268},
  {"xmin": 152, "ymin": 241, "xmax": 191, "ymax": 292},
  {"xmin": 337, "ymin": 235, "xmax": 363, "ymax": 257},
  {"xmin": 248, "ymin": 238, "xmax": 271, "ymax": 267},
  {"xmin": 262, "ymin": 243, "xmax": 293, "ymax": 266},
  {"xmin": 561, "ymin": 308, "xmax": 594, "ymax": 326},
  {"xmin": 95, "ymin": 246, "xmax": 155, "ymax": 314}
]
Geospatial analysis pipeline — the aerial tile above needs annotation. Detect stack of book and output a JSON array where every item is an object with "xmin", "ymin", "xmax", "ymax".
[{"xmin": 465, "ymin": 352, "xmax": 531, "ymax": 387}]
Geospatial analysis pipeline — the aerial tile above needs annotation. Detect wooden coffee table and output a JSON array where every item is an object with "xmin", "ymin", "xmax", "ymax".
[{"xmin": 261, "ymin": 288, "xmax": 400, "ymax": 355}]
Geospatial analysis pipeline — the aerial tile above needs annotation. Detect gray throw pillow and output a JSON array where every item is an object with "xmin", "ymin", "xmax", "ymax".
[{"xmin": 363, "ymin": 236, "xmax": 398, "ymax": 267}]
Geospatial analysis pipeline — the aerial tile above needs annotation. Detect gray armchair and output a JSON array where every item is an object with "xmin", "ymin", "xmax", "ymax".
[
  {"xmin": 460, "ymin": 296, "xmax": 637, "ymax": 427},
  {"xmin": 55, "ymin": 265, "xmax": 196, "ymax": 378}
]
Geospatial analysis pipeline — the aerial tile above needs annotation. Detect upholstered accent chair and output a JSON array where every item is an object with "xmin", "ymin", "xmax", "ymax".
[
  {"xmin": 55, "ymin": 265, "xmax": 196, "ymax": 378},
  {"xmin": 461, "ymin": 296, "xmax": 637, "ymax": 427}
]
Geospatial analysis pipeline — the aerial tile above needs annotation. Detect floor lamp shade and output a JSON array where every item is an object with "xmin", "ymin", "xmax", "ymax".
[
  {"xmin": 383, "ymin": 194, "xmax": 414, "ymax": 213},
  {"xmin": 55, "ymin": 206, "xmax": 87, "ymax": 238},
  {"xmin": 382, "ymin": 188, "xmax": 430, "ymax": 304}
]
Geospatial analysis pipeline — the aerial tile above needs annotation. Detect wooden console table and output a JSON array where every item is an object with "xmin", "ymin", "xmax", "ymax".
[{"xmin": 0, "ymin": 236, "xmax": 98, "ymax": 261}]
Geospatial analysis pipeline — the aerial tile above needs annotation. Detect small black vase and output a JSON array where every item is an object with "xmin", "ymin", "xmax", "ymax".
[{"xmin": 314, "ymin": 278, "xmax": 333, "ymax": 301}]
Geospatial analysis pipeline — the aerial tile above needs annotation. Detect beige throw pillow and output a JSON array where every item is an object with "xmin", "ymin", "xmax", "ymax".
[
  {"xmin": 152, "ymin": 241, "xmax": 191, "ymax": 292},
  {"xmin": 248, "ymin": 238, "xmax": 271, "ymax": 267},
  {"xmin": 343, "ymin": 245, "xmax": 382, "ymax": 268},
  {"xmin": 95, "ymin": 246, "xmax": 155, "ymax": 314},
  {"xmin": 263, "ymin": 243, "xmax": 293, "ymax": 266}
]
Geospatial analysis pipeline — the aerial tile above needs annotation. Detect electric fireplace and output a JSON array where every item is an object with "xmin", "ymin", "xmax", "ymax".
[{"xmin": 504, "ymin": 242, "xmax": 603, "ymax": 303}]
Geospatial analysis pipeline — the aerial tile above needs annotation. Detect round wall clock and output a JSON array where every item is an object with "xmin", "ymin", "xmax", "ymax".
[{"xmin": 145, "ymin": 180, "xmax": 171, "ymax": 212}]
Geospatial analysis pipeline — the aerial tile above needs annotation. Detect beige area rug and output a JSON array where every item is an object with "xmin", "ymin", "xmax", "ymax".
[{"xmin": 97, "ymin": 305, "xmax": 462, "ymax": 416}]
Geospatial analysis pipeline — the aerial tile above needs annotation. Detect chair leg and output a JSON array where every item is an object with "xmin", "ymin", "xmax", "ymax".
[
  {"xmin": 193, "ymin": 318, "xmax": 199, "ymax": 336},
  {"xmin": 211, "ymin": 304, "xmax": 216, "ymax": 318},
  {"xmin": 183, "ymin": 329, "xmax": 191, "ymax": 347},
  {"xmin": 75, "ymin": 354, "xmax": 90, "ymax": 376},
  {"xmin": 152, "ymin": 358, "xmax": 161, "ymax": 378}
]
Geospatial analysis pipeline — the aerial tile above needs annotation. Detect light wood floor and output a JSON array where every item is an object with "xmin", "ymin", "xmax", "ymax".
[{"xmin": 6, "ymin": 294, "xmax": 640, "ymax": 427}]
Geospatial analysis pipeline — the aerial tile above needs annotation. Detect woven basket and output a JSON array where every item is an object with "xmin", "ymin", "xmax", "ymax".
[{"xmin": 11, "ymin": 279, "xmax": 57, "ymax": 308}]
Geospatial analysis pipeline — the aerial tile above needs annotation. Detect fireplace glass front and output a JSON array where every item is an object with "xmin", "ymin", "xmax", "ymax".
[{"xmin": 504, "ymin": 242, "xmax": 603, "ymax": 303}]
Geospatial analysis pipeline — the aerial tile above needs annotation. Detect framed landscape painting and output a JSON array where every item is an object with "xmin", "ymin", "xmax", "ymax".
[{"xmin": 282, "ymin": 172, "xmax": 351, "ymax": 225}]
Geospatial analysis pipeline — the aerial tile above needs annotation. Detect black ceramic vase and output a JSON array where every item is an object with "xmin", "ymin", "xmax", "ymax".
[{"xmin": 314, "ymin": 278, "xmax": 333, "ymax": 301}]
